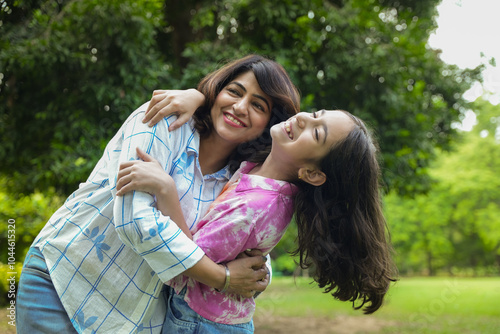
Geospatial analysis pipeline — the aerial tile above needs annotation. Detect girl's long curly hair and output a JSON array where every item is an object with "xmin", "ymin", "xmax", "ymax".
[{"xmin": 292, "ymin": 111, "xmax": 397, "ymax": 314}]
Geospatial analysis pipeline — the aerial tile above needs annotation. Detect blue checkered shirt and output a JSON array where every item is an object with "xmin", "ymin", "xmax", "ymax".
[{"xmin": 32, "ymin": 103, "xmax": 231, "ymax": 333}]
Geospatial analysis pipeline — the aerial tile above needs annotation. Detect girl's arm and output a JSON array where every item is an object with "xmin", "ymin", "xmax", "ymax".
[
  {"xmin": 116, "ymin": 147, "xmax": 192, "ymax": 239},
  {"xmin": 142, "ymin": 89, "xmax": 205, "ymax": 130}
]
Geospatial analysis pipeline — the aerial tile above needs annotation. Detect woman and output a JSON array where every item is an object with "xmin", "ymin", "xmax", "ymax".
[
  {"xmin": 16, "ymin": 54, "xmax": 300, "ymax": 333},
  {"xmin": 117, "ymin": 110, "xmax": 396, "ymax": 332}
]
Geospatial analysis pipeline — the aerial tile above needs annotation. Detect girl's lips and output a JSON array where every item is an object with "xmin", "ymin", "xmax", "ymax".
[
  {"xmin": 223, "ymin": 112, "xmax": 246, "ymax": 128},
  {"xmin": 282, "ymin": 121, "xmax": 293, "ymax": 139}
]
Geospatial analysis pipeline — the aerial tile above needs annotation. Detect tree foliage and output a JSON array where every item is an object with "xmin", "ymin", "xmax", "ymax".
[
  {"xmin": 385, "ymin": 98, "xmax": 500, "ymax": 275},
  {"xmin": 0, "ymin": 0, "xmax": 483, "ymax": 196},
  {"xmin": 1, "ymin": 0, "xmax": 494, "ymax": 278},
  {"xmin": 0, "ymin": 178, "xmax": 62, "ymax": 264},
  {"xmin": 1, "ymin": 0, "xmax": 169, "ymax": 194},
  {"xmin": 0, "ymin": 176, "xmax": 62, "ymax": 305}
]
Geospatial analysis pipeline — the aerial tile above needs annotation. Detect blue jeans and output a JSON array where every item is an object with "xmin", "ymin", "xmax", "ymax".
[
  {"xmin": 16, "ymin": 247, "xmax": 78, "ymax": 333},
  {"xmin": 162, "ymin": 287, "xmax": 254, "ymax": 334}
]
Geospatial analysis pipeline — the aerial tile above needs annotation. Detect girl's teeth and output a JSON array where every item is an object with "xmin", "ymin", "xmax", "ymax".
[{"xmin": 285, "ymin": 122, "xmax": 292, "ymax": 139}]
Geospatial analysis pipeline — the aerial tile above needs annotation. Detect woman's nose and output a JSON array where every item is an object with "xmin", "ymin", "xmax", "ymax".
[{"xmin": 233, "ymin": 98, "xmax": 249, "ymax": 117}]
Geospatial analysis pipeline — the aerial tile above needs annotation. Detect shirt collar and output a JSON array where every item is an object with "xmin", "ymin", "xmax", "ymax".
[
  {"xmin": 235, "ymin": 161, "xmax": 298, "ymax": 197},
  {"xmin": 199, "ymin": 160, "xmax": 232, "ymax": 182},
  {"xmin": 186, "ymin": 122, "xmax": 200, "ymax": 156},
  {"xmin": 207, "ymin": 165, "xmax": 232, "ymax": 181}
]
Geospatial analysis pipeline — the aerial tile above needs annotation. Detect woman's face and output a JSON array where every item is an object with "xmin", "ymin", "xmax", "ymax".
[
  {"xmin": 270, "ymin": 110, "xmax": 354, "ymax": 167},
  {"xmin": 210, "ymin": 71, "xmax": 273, "ymax": 146}
]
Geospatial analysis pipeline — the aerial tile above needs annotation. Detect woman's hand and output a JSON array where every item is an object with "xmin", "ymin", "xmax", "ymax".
[
  {"xmin": 116, "ymin": 147, "xmax": 174, "ymax": 197},
  {"xmin": 225, "ymin": 255, "xmax": 270, "ymax": 298},
  {"xmin": 143, "ymin": 89, "xmax": 205, "ymax": 131},
  {"xmin": 184, "ymin": 255, "xmax": 269, "ymax": 298},
  {"xmin": 117, "ymin": 147, "xmax": 192, "ymax": 238}
]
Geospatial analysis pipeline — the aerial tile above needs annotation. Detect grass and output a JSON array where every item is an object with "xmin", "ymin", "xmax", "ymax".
[
  {"xmin": 3, "ymin": 276, "xmax": 498, "ymax": 333},
  {"xmin": 254, "ymin": 276, "xmax": 500, "ymax": 333}
]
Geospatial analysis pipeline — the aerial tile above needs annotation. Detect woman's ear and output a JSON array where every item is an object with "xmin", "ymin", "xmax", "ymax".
[{"xmin": 298, "ymin": 167, "xmax": 326, "ymax": 186}]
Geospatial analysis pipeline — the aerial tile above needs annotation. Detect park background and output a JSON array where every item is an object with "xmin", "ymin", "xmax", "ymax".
[{"xmin": 1, "ymin": 0, "xmax": 499, "ymax": 333}]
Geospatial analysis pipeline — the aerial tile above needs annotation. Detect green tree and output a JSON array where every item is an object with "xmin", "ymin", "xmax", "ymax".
[
  {"xmin": 0, "ymin": 0, "xmax": 169, "ymax": 194},
  {"xmin": 384, "ymin": 186, "xmax": 455, "ymax": 275},
  {"xmin": 385, "ymin": 98, "xmax": 500, "ymax": 275},
  {"xmin": 0, "ymin": 0, "xmax": 489, "ymax": 276},
  {"xmin": 433, "ymin": 98, "xmax": 500, "ymax": 271},
  {"xmin": 0, "ymin": 0, "xmax": 483, "ymax": 196},
  {"xmin": 0, "ymin": 178, "xmax": 63, "ymax": 263},
  {"xmin": 161, "ymin": 0, "xmax": 483, "ymax": 195}
]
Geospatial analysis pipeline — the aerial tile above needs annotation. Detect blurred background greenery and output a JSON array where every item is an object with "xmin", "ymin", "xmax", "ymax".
[{"xmin": 0, "ymin": 0, "xmax": 499, "ymax": 329}]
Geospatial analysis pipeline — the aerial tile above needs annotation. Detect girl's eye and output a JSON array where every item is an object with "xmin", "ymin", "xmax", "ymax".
[
  {"xmin": 313, "ymin": 112, "xmax": 317, "ymax": 118},
  {"xmin": 315, "ymin": 128, "xmax": 319, "ymax": 141}
]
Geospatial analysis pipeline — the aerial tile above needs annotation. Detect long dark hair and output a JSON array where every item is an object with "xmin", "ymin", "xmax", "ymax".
[
  {"xmin": 292, "ymin": 111, "xmax": 397, "ymax": 314},
  {"xmin": 193, "ymin": 54, "xmax": 300, "ymax": 171}
]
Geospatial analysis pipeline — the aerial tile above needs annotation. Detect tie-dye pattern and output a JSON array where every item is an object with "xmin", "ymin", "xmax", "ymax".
[{"xmin": 168, "ymin": 162, "xmax": 298, "ymax": 324}]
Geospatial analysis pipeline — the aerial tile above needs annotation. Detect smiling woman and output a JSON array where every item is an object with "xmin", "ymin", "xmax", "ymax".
[
  {"xmin": 208, "ymin": 71, "xmax": 273, "ymax": 155},
  {"xmin": 15, "ymin": 54, "xmax": 301, "ymax": 334}
]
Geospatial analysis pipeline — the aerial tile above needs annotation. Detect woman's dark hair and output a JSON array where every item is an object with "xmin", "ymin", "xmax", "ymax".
[
  {"xmin": 193, "ymin": 54, "xmax": 300, "ymax": 171},
  {"xmin": 292, "ymin": 111, "xmax": 397, "ymax": 314}
]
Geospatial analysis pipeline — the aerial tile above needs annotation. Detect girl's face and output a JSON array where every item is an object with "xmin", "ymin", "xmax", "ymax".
[
  {"xmin": 270, "ymin": 110, "xmax": 354, "ymax": 168},
  {"xmin": 210, "ymin": 71, "xmax": 273, "ymax": 147}
]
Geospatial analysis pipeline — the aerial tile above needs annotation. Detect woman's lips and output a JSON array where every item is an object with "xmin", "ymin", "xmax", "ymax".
[{"xmin": 223, "ymin": 112, "xmax": 246, "ymax": 128}]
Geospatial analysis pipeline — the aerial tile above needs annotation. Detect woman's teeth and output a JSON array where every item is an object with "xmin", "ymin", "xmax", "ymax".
[{"xmin": 226, "ymin": 114, "xmax": 245, "ymax": 126}]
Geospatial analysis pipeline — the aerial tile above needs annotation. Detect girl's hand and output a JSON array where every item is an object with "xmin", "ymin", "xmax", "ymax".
[
  {"xmin": 143, "ymin": 89, "xmax": 205, "ymax": 131},
  {"xmin": 116, "ymin": 147, "xmax": 174, "ymax": 197}
]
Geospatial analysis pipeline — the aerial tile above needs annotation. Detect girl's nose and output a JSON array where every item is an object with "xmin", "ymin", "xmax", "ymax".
[{"xmin": 295, "ymin": 112, "xmax": 309, "ymax": 128}]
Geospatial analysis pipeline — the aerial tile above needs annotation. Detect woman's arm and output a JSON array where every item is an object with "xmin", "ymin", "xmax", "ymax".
[
  {"xmin": 116, "ymin": 147, "xmax": 192, "ymax": 239},
  {"xmin": 111, "ymin": 104, "xmax": 205, "ymax": 286},
  {"xmin": 184, "ymin": 255, "xmax": 269, "ymax": 298},
  {"xmin": 116, "ymin": 148, "xmax": 269, "ymax": 297},
  {"xmin": 142, "ymin": 89, "xmax": 205, "ymax": 130}
]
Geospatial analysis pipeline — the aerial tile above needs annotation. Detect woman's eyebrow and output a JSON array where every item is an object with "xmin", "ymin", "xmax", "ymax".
[{"xmin": 230, "ymin": 81, "xmax": 271, "ymax": 110}]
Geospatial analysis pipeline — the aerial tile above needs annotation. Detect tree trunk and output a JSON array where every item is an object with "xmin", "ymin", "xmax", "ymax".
[
  {"xmin": 427, "ymin": 251, "xmax": 434, "ymax": 276},
  {"xmin": 161, "ymin": 0, "xmax": 201, "ymax": 69}
]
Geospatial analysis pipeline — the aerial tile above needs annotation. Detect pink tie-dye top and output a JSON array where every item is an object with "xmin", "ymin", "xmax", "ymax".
[{"xmin": 168, "ymin": 161, "xmax": 298, "ymax": 324}]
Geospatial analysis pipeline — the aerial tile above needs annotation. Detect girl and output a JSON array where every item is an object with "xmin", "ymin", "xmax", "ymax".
[
  {"xmin": 16, "ymin": 54, "xmax": 300, "ymax": 333},
  {"xmin": 117, "ymin": 110, "xmax": 396, "ymax": 332}
]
